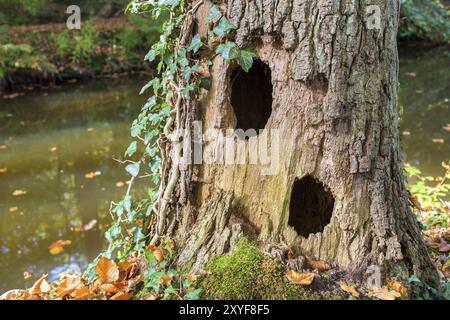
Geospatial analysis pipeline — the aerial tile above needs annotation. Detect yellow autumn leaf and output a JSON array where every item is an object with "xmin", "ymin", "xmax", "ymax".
[
  {"xmin": 95, "ymin": 256, "xmax": 119, "ymax": 283},
  {"xmin": 368, "ymin": 286, "xmax": 402, "ymax": 300},
  {"xmin": 286, "ymin": 270, "xmax": 315, "ymax": 286},
  {"xmin": 308, "ymin": 260, "xmax": 332, "ymax": 272},
  {"xmin": 30, "ymin": 274, "xmax": 51, "ymax": 295},
  {"xmin": 338, "ymin": 281, "xmax": 360, "ymax": 297},
  {"xmin": 387, "ymin": 278, "xmax": 408, "ymax": 297}
]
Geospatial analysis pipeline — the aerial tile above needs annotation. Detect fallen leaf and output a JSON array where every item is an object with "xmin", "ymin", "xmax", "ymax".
[
  {"xmin": 0, "ymin": 144, "xmax": 7, "ymax": 150},
  {"xmin": 9, "ymin": 206, "xmax": 18, "ymax": 213},
  {"xmin": 405, "ymin": 72, "xmax": 417, "ymax": 77},
  {"xmin": 95, "ymin": 256, "xmax": 119, "ymax": 283},
  {"xmin": 49, "ymin": 246, "xmax": 64, "ymax": 255},
  {"xmin": 48, "ymin": 240, "xmax": 71, "ymax": 255},
  {"xmin": 84, "ymin": 171, "xmax": 102, "ymax": 179},
  {"xmin": 186, "ymin": 274, "xmax": 199, "ymax": 282},
  {"xmin": 439, "ymin": 239, "xmax": 450, "ymax": 253},
  {"xmin": 1, "ymin": 289, "xmax": 31, "ymax": 300},
  {"xmin": 23, "ymin": 272, "xmax": 32, "ymax": 280},
  {"xmin": 402, "ymin": 131, "xmax": 411, "ymax": 136},
  {"xmin": 12, "ymin": 189, "xmax": 27, "ymax": 196},
  {"xmin": 443, "ymin": 124, "xmax": 450, "ymax": 132},
  {"xmin": 49, "ymin": 147, "xmax": 57, "ymax": 152},
  {"xmin": 308, "ymin": 260, "xmax": 332, "ymax": 272},
  {"xmin": 159, "ymin": 275, "xmax": 172, "ymax": 286},
  {"xmin": 56, "ymin": 275, "xmax": 81, "ymax": 298},
  {"xmin": 286, "ymin": 270, "xmax": 315, "ymax": 286},
  {"xmin": 87, "ymin": 128, "xmax": 94, "ymax": 132},
  {"xmin": 432, "ymin": 138, "xmax": 445, "ymax": 144},
  {"xmin": 73, "ymin": 286, "xmax": 92, "ymax": 300},
  {"xmin": 30, "ymin": 274, "xmax": 51, "ymax": 295},
  {"xmin": 387, "ymin": 279, "xmax": 408, "ymax": 297},
  {"xmin": 0, "ymin": 168, "xmax": 7, "ymax": 173},
  {"xmin": 339, "ymin": 281, "xmax": 360, "ymax": 297},
  {"xmin": 100, "ymin": 283, "xmax": 120, "ymax": 294},
  {"xmin": 110, "ymin": 292, "xmax": 132, "ymax": 300},
  {"xmin": 368, "ymin": 286, "xmax": 402, "ymax": 300},
  {"xmin": 116, "ymin": 181, "xmax": 125, "ymax": 188}
]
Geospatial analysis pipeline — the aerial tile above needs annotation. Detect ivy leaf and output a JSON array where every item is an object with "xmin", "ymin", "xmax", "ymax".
[
  {"xmin": 237, "ymin": 50, "xmax": 256, "ymax": 72},
  {"xmin": 216, "ymin": 42, "xmax": 239, "ymax": 62},
  {"xmin": 125, "ymin": 141, "xmax": 137, "ymax": 157},
  {"xmin": 124, "ymin": 195, "xmax": 132, "ymax": 213},
  {"xmin": 213, "ymin": 17, "xmax": 237, "ymax": 38},
  {"xmin": 207, "ymin": 5, "xmax": 222, "ymax": 23},
  {"xmin": 126, "ymin": 162, "xmax": 140, "ymax": 177},
  {"xmin": 188, "ymin": 34, "xmax": 203, "ymax": 54},
  {"xmin": 144, "ymin": 49, "xmax": 157, "ymax": 62}
]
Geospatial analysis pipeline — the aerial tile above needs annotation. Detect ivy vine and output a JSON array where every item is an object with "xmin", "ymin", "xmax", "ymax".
[{"xmin": 84, "ymin": 0, "xmax": 257, "ymax": 295}]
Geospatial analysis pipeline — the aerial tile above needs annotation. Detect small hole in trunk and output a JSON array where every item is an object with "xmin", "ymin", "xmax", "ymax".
[
  {"xmin": 230, "ymin": 59, "xmax": 273, "ymax": 138},
  {"xmin": 288, "ymin": 176, "xmax": 335, "ymax": 237}
]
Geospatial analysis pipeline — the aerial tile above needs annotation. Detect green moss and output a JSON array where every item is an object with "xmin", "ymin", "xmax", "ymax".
[{"xmin": 199, "ymin": 239, "xmax": 323, "ymax": 300}]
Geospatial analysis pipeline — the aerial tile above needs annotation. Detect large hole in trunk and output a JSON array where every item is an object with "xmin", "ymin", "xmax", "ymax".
[
  {"xmin": 288, "ymin": 176, "xmax": 335, "ymax": 237},
  {"xmin": 230, "ymin": 59, "xmax": 273, "ymax": 138}
]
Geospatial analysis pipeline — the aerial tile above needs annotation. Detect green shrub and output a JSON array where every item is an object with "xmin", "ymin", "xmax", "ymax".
[{"xmin": 400, "ymin": 0, "xmax": 450, "ymax": 43}]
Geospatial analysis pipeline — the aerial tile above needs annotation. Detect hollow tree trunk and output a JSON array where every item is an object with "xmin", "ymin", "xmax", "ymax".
[{"xmin": 149, "ymin": 0, "xmax": 438, "ymax": 285}]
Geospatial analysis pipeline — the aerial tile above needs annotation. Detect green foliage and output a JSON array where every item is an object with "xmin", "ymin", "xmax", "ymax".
[
  {"xmin": 199, "ymin": 239, "xmax": 321, "ymax": 300},
  {"xmin": 0, "ymin": 43, "xmax": 56, "ymax": 77},
  {"xmin": 54, "ymin": 23, "xmax": 98, "ymax": 64},
  {"xmin": 405, "ymin": 162, "xmax": 450, "ymax": 229},
  {"xmin": 400, "ymin": 0, "xmax": 450, "ymax": 43},
  {"xmin": 136, "ymin": 239, "xmax": 200, "ymax": 300}
]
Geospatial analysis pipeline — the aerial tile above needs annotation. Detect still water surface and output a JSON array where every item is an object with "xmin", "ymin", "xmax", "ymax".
[{"xmin": 0, "ymin": 47, "xmax": 449, "ymax": 291}]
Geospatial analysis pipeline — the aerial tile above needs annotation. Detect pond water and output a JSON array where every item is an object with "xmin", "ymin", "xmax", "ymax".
[{"xmin": 0, "ymin": 47, "xmax": 449, "ymax": 292}]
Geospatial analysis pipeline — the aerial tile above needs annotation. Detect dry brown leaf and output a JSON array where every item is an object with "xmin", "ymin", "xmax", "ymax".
[
  {"xmin": 0, "ymin": 144, "xmax": 7, "ymax": 150},
  {"xmin": 432, "ymin": 138, "xmax": 445, "ymax": 144},
  {"xmin": 110, "ymin": 292, "xmax": 132, "ymax": 300},
  {"xmin": 443, "ymin": 124, "xmax": 450, "ymax": 132},
  {"xmin": 23, "ymin": 271, "xmax": 32, "ymax": 280},
  {"xmin": 186, "ymin": 274, "xmax": 199, "ymax": 282},
  {"xmin": 72, "ymin": 286, "xmax": 92, "ymax": 300},
  {"xmin": 146, "ymin": 246, "xmax": 165, "ymax": 262},
  {"xmin": 100, "ymin": 283, "xmax": 120, "ymax": 294},
  {"xmin": 48, "ymin": 240, "xmax": 71, "ymax": 255},
  {"xmin": 30, "ymin": 274, "xmax": 51, "ymax": 295},
  {"xmin": 387, "ymin": 279, "xmax": 408, "ymax": 297},
  {"xmin": 116, "ymin": 181, "xmax": 125, "ymax": 188},
  {"xmin": 338, "ymin": 281, "xmax": 360, "ymax": 297},
  {"xmin": 9, "ymin": 206, "xmax": 18, "ymax": 213},
  {"xmin": 12, "ymin": 189, "xmax": 27, "ymax": 196},
  {"xmin": 159, "ymin": 275, "xmax": 172, "ymax": 286},
  {"xmin": 286, "ymin": 270, "xmax": 315, "ymax": 286},
  {"xmin": 0, "ymin": 168, "xmax": 7, "ymax": 173},
  {"xmin": 368, "ymin": 286, "xmax": 402, "ymax": 300},
  {"xmin": 308, "ymin": 260, "xmax": 332, "ymax": 272},
  {"xmin": 95, "ymin": 256, "xmax": 119, "ymax": 283},
  {"xmin": 56, "ymin": 276, "xmax": 81, "ymax": 299},
  {"xmin": 84, "ymin": 171, "xmax": 101, "ymax": 179},
  {"xmin": 49, "ymin": 147, "xmax": 57, "ymax": 152},
  {"xmin": 1, "ymin": 289, "xmax": 31, "ymax": 300}
]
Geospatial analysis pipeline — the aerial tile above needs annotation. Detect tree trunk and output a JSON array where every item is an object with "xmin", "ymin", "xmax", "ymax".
[{"xmin": 149, "ymin": 0, "xmax": 438, "ymax": 286}]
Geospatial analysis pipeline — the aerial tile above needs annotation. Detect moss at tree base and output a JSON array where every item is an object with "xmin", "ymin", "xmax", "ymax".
[{"xmin": 198, "ymin": 239, "xmax": 342, "ymax": 300}]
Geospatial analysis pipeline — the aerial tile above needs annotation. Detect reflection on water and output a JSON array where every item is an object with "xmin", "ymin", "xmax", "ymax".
[
  {"xmin": 0, "ymin": 47, "xmax": 448, "ymax": 292},
  {"xmin": 399, "ymin": 46, "xmax": 450, "ymax": 177},
  {"xmin": 0, "ymin": 78, "xmax": 147, "ymax": 291}
]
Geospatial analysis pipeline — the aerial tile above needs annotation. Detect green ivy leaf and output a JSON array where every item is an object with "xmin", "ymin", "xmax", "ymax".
[
  {"xmin": 125, "ymin": 141, "xmax": 137, "ymax": 157},
  {"xmin": 213, "ymin": 17, "xmax": 237, "ymax": 38},
  {"xmin": 188, "ymin": 34, "xmax": 203, "ymax": 54},
  {"xmin": 238, "ymin": 50, "xmax": 256, "ymax": 72},
  {"xmin": 216, "ymin": 41, "xmax": 239, "ymax": 62},
  {"xmin": 207, "ymin": 5, "xmax": 222, "ymax": 23},
  {"xmin": 126, "ymin": 162, "xmax": 140, "ymax": 177}
]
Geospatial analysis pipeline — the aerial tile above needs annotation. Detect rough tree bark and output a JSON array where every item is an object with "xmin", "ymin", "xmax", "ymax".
[{"xmin": 148, "ymin": 0, "xmax": 438, "ymax": 285}]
